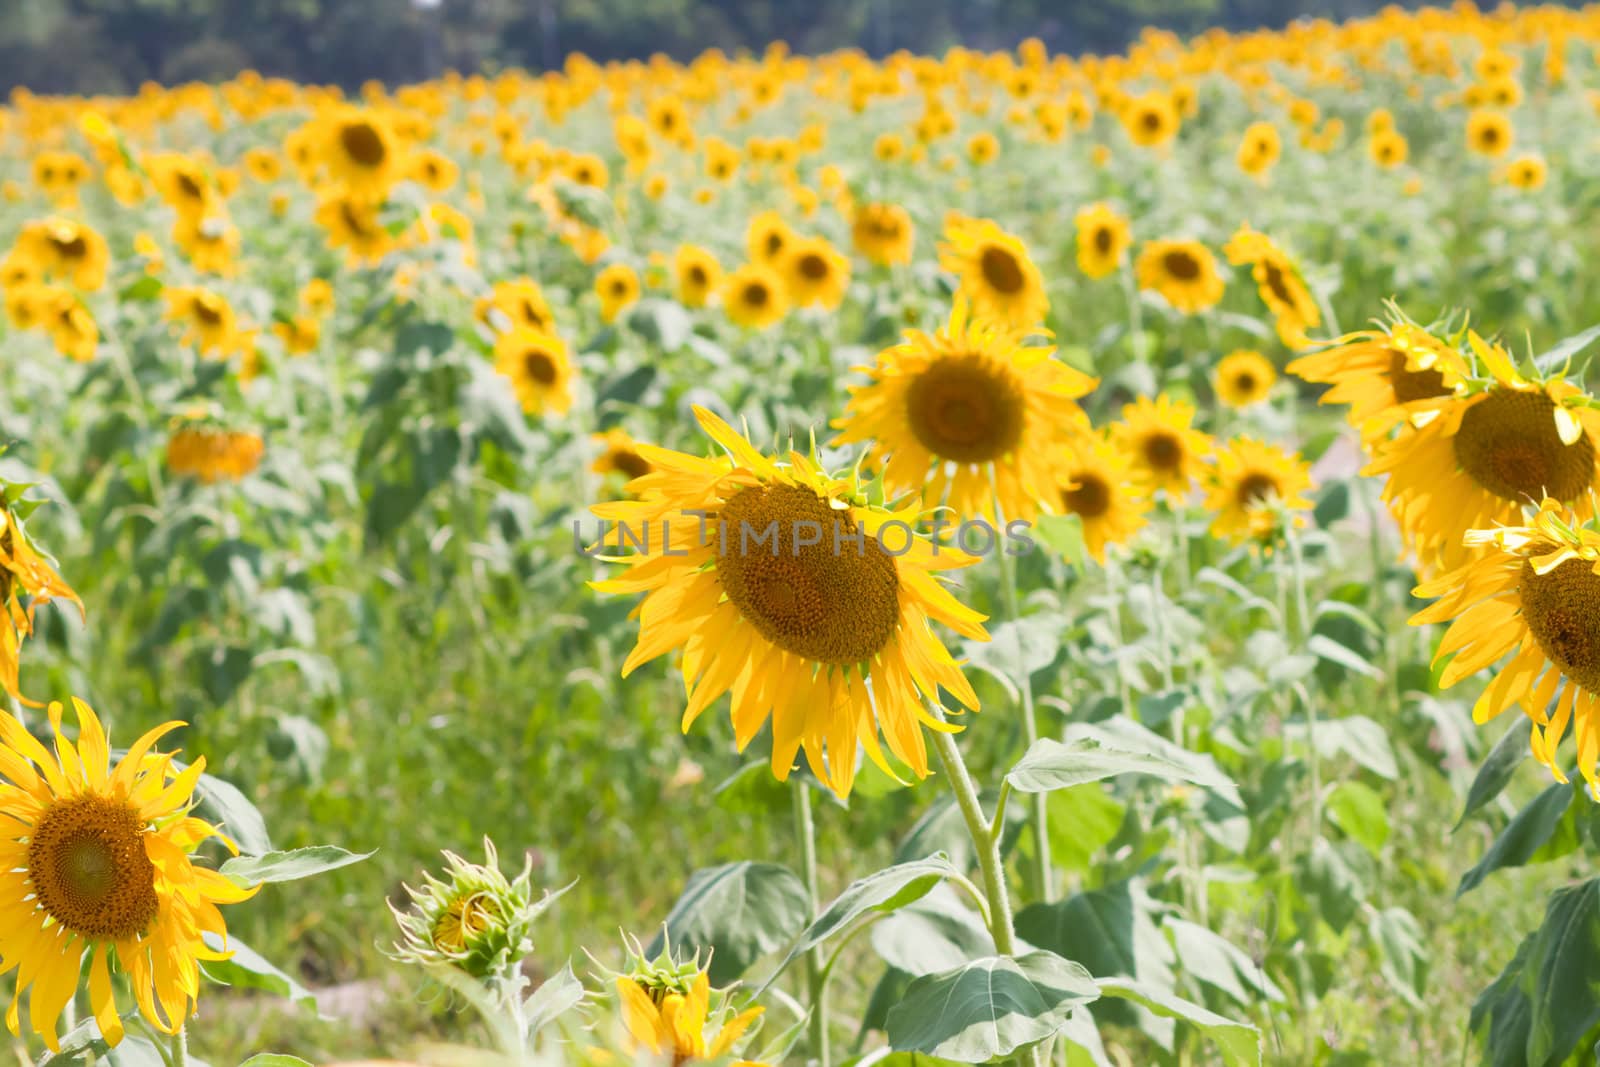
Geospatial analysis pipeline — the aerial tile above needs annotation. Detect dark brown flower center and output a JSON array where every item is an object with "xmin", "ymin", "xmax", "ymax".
[
  {"xmin": 1454, "ymin": 389, "xmax": 1595, "ymax": 504},
  {"xmin": 1520, "ymin": 557, "xmax": 1600, "ymax": 693},
  {"xmin": 1386, "ymin": 349, "xmax": 1451, "ymax": 404},
  {"xmin": 1163, "ymin": 250, "xmax": 1200, "ymax": 281},
  {"xmin": 1236, "ymin": 472, "xmax": 1280, "ymax": 508},
  {"xmin": 28, "ymin": 793, "xmax": 159, "ymax": 941},
  {"xmin": 523, "ymin": 350, "xmax": 559, "ymax": 385},
  {"xmin": 341, "ymin": 121, "xmax": 387, "ymax": 168},
  {"xmin": 1143, "ymin": 432, "xmax": 1182, "ymax": 472},
  {"xmin": 799, "ymin": 253, "xmax": 829, "ymax": 281},
  {"xmin": 1063, "ymin": 473, "xmax": 1112, "ymax": 518},
  {"xmin": 980, "ymin": 246, "xmax": 1025, "ymax": 294},
  {"xmin": 905, "ymin": 352, "xmax": 1026, "ymax": 463}
]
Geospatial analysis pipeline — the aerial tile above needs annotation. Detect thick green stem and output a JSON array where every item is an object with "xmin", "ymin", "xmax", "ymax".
[
  {"xmin": 170, "ymin": 1028, "xmax": 189, "ymax": 1067},
  {"xmin": 792, "ymin": 785, "xmax": 830, "ymax": 1067},
  {"xmin": 931, "ymin": 728, "xmax": 1048, "ymax": 1067}
]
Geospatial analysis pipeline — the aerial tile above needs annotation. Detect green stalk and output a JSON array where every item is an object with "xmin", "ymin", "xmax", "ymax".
[
  {"xmin": 170, "ymin": 1028, "xmax": 189, "ymax": 1067},
  {"xmin": 1285, "ymin": 524, "xmax": 1321, "ymax": 838},
  {"xmin": 930, "ymin": 728, "xmax": 1048, "ymax": 1067},
  {"xmin": 792, "ymin": 785, "xmax": 830, "ymax": 1067}
]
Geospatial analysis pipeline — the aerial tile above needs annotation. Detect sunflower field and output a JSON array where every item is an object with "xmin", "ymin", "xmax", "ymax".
[{"xmin": 13, "ymin": 3, "xmax": 1600, "ymax": 1065}]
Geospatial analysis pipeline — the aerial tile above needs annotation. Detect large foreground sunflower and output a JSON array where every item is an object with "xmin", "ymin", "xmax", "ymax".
[
  {"xmin": 591, "ymin": 407, "xmax": 987, "ymax": 798},
  {"xmin": 937, "ymin": 217, "xmax": 1049, "ymax": 329},
  {"xmin": 1412, "ymin": 500, "xmax": 1600, "ymax": 796},
  {"xmin": 1365, "ymin": 330, "xmax": 1600, "ymax": 574},
  {"xmin": 833, "ymin": 297, "xmax": 1096, "ymax": 521},
  {"xmin": 1286, "ymin": 314, "xmax": 1465, "ymax": 441},
  {"xmin": 0, "ymin": 699, "xmax": 258, "ymax": 1050}
]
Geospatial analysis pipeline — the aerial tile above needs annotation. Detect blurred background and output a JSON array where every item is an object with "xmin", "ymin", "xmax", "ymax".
[{"xmin": 7, "ymin": 0, "xmax": 1445, "ymax": 94}]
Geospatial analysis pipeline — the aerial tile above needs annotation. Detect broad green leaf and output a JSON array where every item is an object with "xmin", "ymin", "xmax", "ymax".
[
  {"xmin": 1048, "ymin": 783, "xmax": 1125, "ymax": 872},
  {"xmin": 1298, "ymin": 838, "xmax": 1370, "ymax": 933},
  {"xmin": 648, "ymin": 862, "xmax": 810, "ymax": 985},
  {"xmin": 1302, "ymin": 714, "xmax": 1399, "ymax": 780},
  {"xmin": 628, "ymin": 299, "xmax": 693, "ymax": 350},
  {"xmin": 117, "ymin": 275, "xmax": 163, "ymax": 302},
  {"xmin": 1060, "ymin": 717, "xmax": 1243, "ymax": 809},
  {"xmin": 1325, "ymin": 780, "xmax": 1390, "ymax": 856},
  {"xmin": 1034, "ymin": 512, "xmax": 1087, "ymax": 567},
  {"xmin": 896, "ymin": 788, "xmax": 1022, "ymax": 873},
  {"xmin": 523, "ymin": 960, "xmax": 585, "ymax": 1038},
  {"xmin": 1368, "ymin": 907, "xmax": 1427, "ymax": 1009},
  {"xmin": 1058, "ymin": 1007, "xmax": 1114, "ymax": 1067},
  {"xmin": 1456, "ymin": 782, "xmax": 1572, "ymax": 896},
  {"xmin": 869, "ymin": 886, "xmax": 993, "ymax": 976},
  {"xmin": 190, "ymin": 767, "xmax": 272, "ymax": 856},
  {"xmin": 1306, "ymin": 633, "xmax": 1383, "ymax": 680},
  {"xmin": 771, "ymin": 856, "xmax": 956, "ymax": 984},
  {"xmin": 1165, "ymin": 918, "xmax": 1284, "ymax": 1006},
  {"xmin": 961, "ymin": 615, "xmax": 1067, "ymax": 700},
  {"xmin": 1534, "ymin": 322, "xmax": 1600, "ymax": 374},
  {"xmin": 1006, "ymin": 737, "xmax": 1219, "ymax": 793},
  {"xmin": 1095, "ymin": 977, "xmax": 1261, "ymax": 1067},
  {"xmin": 221, "ymin": 845, "xmax": 374, "ymax": 886},
  {"xmin": 201, "ymin": 932, "xmax": 319, "ymax": 1013},
  {"xmin": 1470, "ymin": 931, "xmax": 1535, "ymax": 1066},
  {"xmin": 1456, "ymin": 722, "xmax": 1529, "ymax": 829},
  {"xmin": 35, "ymin": 1021, "xmax": 176, "ymax": 1066},
  {"xmin": 885, "ymin": 951, "xmax": 1099, "ymax": 1061}
]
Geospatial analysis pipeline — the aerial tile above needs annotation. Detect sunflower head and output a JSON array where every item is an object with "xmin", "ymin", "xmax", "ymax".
[
  {"xmin": 1215, "ymin": 349, "xmax": 1278, "ymax": 408},
  {"xmin": 1204, "ymin": 436, "xmax": 1315, "ymax": 547},
  {"xmin": 721, "ymin": 262, "xmax": 789, "ymax": 331},
  {"xmin": 1135, "ymin": 238, "xmax": 1224, "ymax": 316},
  {"xmin": 1073, "ymin": 202, "xmax": 1131, "ymax": 279},
  {"xmin": 937, "ymin": 216, "xmax": 1049, "ymax": 330},
  {"xmin": 605, "ymin": 934, "xmax": 767, "ymax": 1063}
]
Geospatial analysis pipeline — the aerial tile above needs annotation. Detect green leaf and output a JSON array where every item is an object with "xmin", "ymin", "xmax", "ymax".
[
  {"xmin": 1095, "ymin": 977, "xmax": 1261, "ymax": 1067},
  {"xmin": 202, "ymin": 932, "xmax": 319, "ymax": 1013},
  {"xmin": 1298, "ymin": 838, "xmax": 1370, "ymax": 933},
  {"xmin": 190, "ymin": 767, "xmax": 272, "ymax": 855},
  {"xmin": 628, "ymin": 299, "xmax": 693, "ymax": 350},
  {"xmin": 1014, "ymin": 879, "xmax": 1177, "ymax": 1021},
  {"xmin": 1534, "ymin": 322, "xmax": 1600, "ymax": 375},
  {"xmin": 220, "ymin": 845, "xmax": 374, "ymax": 886},
  {"xmin": 1305, "ymin": 715, "xmax": 1398, "ymax": 780},
  {"xmin": 523, "ymin": 960, "xmax": 585, "ymax": 1038},
  {"xmin": 1006, "ymin": 737, "xmax": 1225, "ymax": 794},
  {"xmin": 1456, "ymin": 782, "xmax": 1573, "ymax": 896},
  {"xmin": 885, "ymin": 951, "xmax": 1099, "ymax": 1061},
  {"xmin": 238, "ymin": 1056, "xmax": 315, "ymax": 1066},
  {"xmin": 869, "ymin": 886, "xmax": 992, "ymax": 977},
  {"xmin": 896, "ymin": 789, "xmax": 1021, "ymax": 874},
  {"xmin": 1306, "ymin": 634, "xmax": 1384, "ymax": 680},
  {"xmin": 1312, "ymin": 479, "xmax": 1350, "ymax": 528},
  {"xmin": 648, "ymin": 862, "xmax": 810, "ymax": 985},
  {"xmin": 961, "ymin": 615, "xmax": 1067, "ymax": 700},
  {"xmin": 1165, "ymin": 918, "xmax": 1284, "ymax": 1007},
  {"xmin": 1048, "ymin": 783, "xmax": 1125, "ymax": 873},
  {"xmin": 117, "ymin": 275, "xmax": 163, "ymax": 302},
  {"xmin": 771, "ymin": 856, "xmax": 956, "ymax": 985},
  {"xmin": 1034, "ymin": 512, "xmax": 1087, "ymax": 567},
  {"xmin": 1325, "ymin": 781, "xmax": 1390, "ymax": 856},
  {"xmin": 35, "ymin": 1022, "xmax": 176, "ymax": 1066},
  {"xmin": 1469, "ymin": 930, "xmax": 1535, "ymax": 1066},
  {"xmin": 1060, "ymin": 717, "xmax": 1243, "ymax": 809},
  {"xmin": 596, "ymin": 364, "xmax": 658, "ymax": 409},
  {"xmin": 1456, "ymin": 722, "xmax": 1528, "ymax": 829},
  {"xmin": 1368, "ymin": 907, "xmax": 1427, "ymax": 1009}
]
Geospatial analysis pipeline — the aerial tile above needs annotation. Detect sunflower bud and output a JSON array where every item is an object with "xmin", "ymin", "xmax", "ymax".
[{"xmin": 389, "ymin": 837, "xmax": 567, "ymax": 980}]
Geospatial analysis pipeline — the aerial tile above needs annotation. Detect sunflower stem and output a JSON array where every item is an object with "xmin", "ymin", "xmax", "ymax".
[
  {"xmin": 1286, "ymin": 525, "xmax": 1322, "ymax": 839},
  {"xmin": 792, "ymin": 784, "xmax": 830, "ymax": 1067},
  {"xmin": 930, "ymin": 727, "xmax": 1048, "ymax": 1067},
  {"xmin": 170, "ymin": 1027, "xmax": 189, "ymax": 1067}
]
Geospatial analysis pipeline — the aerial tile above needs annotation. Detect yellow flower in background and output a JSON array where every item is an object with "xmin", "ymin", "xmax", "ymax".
[
  {"xmin": 315, "ymin": 106, "xmax": 406, "ymax": 198},
  {"xmin": 1215, "ymin": 350, "xmax": 1278, "ymax": 408},
  {"xmin": 494, "ymin": 327, "xmax": 575, "ymax": 416},
  {"xmin": 43, "ymin": 289, "xmax": 100, "ymax": 363},
  {"xmin": 1121, "ymin": 90, "xmax": 1180, "ymax": 147},
  {"xmin": 1074, "ymin": 202, "xmax": 1132, "ymax": 279},
  {"xmin": 1204, "ymin": 436, "xmax": 1315, "ymax": 545},
  {"xmin": 164, "ymin": 286, "xmax": 243, "ymax": 358},
  {"xmin": 300, "ymin": 277, "xmax": 336, "ymax": 318},
  {"xmin": 782, "ymin": 234, "xmax": 850, "ymax": 310},
  {"xmin": 0, "ymin": 698, "xmax": 259, "ymax": 1051},
  {"xmin": 145, "ymin": 152, "xmax": 218, "ymax": 219},
  {"xmin": 1053, "ymin": 433, "xmax": 1152, "ymax": 563},
  {"xmin": 1236, "ymin": 121, "xmax": 1282, "ymax": 179},
  {"xmin": 172, "ymin": 213, "xmax": 241, "ymax": 277},
  {"xmin": 673, "ymin": 244, "xmax": 722, "ymax": 309},
  {"xmin": 242, "ymin": 147, "xmax": 283, "ymax": 184},
  {"xmin": 592, "ymin": 407, "xmax": 987, "ymax": 796},
  {"xmin": 835, "ymin": 296, "xmax": 1095, "ymax": 521},
  {"xmin": 410, "ymin": 148, "xmax": 459, "ymax": 192},
  {"xmin": 1365, "ymin": 331, "xmax": 1600, "ymax": 575},
  {"xmin": 746, "ymin": 210, "xmax": 795, "ymax": 267},
  {"xmin": 1136, "ymin": 238, "xmax": 1224, "ymax": 315},
  {"xmin": 1504, "ymin": 153, "xmax": 1547, "ymax": 189},
  {"xmin": 1413, "ymin": 500, "xmax": 1600, "ymax": 796},
  {"xmin": 476, "ymin": 278, "xmax": 553, "ymax": 335},
  {"xmin": 596, "ymin": 262, "xmax": 641, "ymax": 324},
  {"xmin": 721, "ymin": 263, "xmax": 788, "ymax": 330},
  {"xmin": 1466, "ymin": 109, "xmax": 1513, "ymax": 157},
  {"xmin": 591, "ymin": 428, "xmax": 653, "ymax": 482},
  {"xmin": 938, "ymin": 216, "xmax": 1049, "ymax": 329},
  {"xmin": 1112, "ymin": 393, "xmax": 1214, "ymax": 495},
  {"xmin": 272, "ymin": 314, "xmax": 321, "ymax": 356},
  {"xmin": 0, "ymin": 503, "xmax": 83, "ymax": 707},
  {"xmin": 1224, "ymin": 224, "xmax": 1321, "ymax": 348},
  {"xmin": 851, "ymin": 202, "xmax": 914, "ymax": 266},
  {"xmin": 314, "ymin": 193, "xmax": 394, "ymax": 265},
  {"xmin": 967, "ymin": 130, "xmax": 1000, "ymax": 164},
  {"xmin": 166, "ymin": 420, "xmax": 266, "ymax": 482},
  {"xmin": 11, "ymin": 217, "xmax": 110, "ymax": 292},
  {"xmin": 1369, "ymin": 129, "xmax": 1409, "ymax": 168}
]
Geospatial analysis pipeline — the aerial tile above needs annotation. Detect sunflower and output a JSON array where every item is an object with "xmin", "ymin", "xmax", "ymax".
[
  {"xmin": 11, "ymin": 217, "xmax": 110, "ymax": 292},
  {"xmin": 475, "ymin": 278, "xmax": 553, "ymax": 335},
  {"xmin": 300, "ymin": 278, "xmax": 336, "ymax": 318},
  {"xmin": 1204, "ymin": 437, "xmax": 1314, "ymax": 546},
  {"xmin": 834, "ymin": 296, "xmax": 1096, "ymax": 522},
  {"xmin": 0, "ymin": 501, "xmax": 82, "ymax": 707},
  {"xmin": 44, "ymin": 290, "xmax": 99, "ymax": 364},
  {"xmin": 165, "ymin": 420, "xmax": 265, "ymax": 483},
  {"xmin": 592, "ymin": 428, "xmax": 654, "ymax": 483},
  {"xmin": 1110, "ymin": 393, "xmax": 1213, "ymax": 495},
  {"xmin": 1236, "ymin": 121, "xmax": 1281, "ymax": 178},
  {"xmin": 241, "ymin": 147, "xmax": 283, "ymax": 184},
  {"xmin": 410, "ymin": 148, "xmax": 459, "ymax": 192},
  {"xmin": 0, "ymin": 698, "xmax": 259, "ymax": 1051},
  {"xmin": 782, "ymin": 235, "xmax": 850, "ymax": 310},
  {"xmin": 494, "ymin": 327, "xmax": 575, "ymax": 416},
  {"xmin": 615, "ymin": 968, "xmax": 765, "ymax": 1065},
  {"xmin": 592, "ymin": 407, "xmax": 987, "ymax": 797},
  {"xmin": 1285, "ymin": 315, "xmax": 1465, "ymax": 441},
  {"xmin": 721, "ymin": 263, "xmax": 789, "ymax": 331},
  {"xmin": 746, "ymin": 210, "xmax": 794, "ymax": 266},
  {"xmin": 967, "ymin": 130, "xmax": 1000, "ymax": 164},
  {"xmin": 1504, "ymin": 153, "xmax": 1547, "ymax": 190},
  {"xmin": 1121, "ymin": 90, "xmax": 1180, "ymax": 147},
  {"xmin": 316, "ymin": 106, "xmax": 405, "ymax": 198},
  {"xmin": 1215, "ymin": 349, "xmax": 1278, "ymax": 408},
  {"xmin": 1466, "ymin": 109, "xmax": 1513, "ymax": 158},
  {"xmin": 1135, "ymin": 238, "xmax": 1224, "ymax": 315},
  {"xmin": 1365, "ymin": 330, "xmax": 1600, "ymax": 574},
  {"xmin": 1411, "ymin": 499, "xmax": 1600, "ymax": 796},
  {"xmin": 1369, "ymin": 129, "xmax": 1409, "ymax": 168},
  {"xmin": 596, "ymin": 263, "xmax": 641, "ymax": 324},
  {"xmin": 164, "ymin": 287, "xmax": 242, "ymax": 358},
  {"xmin": 144, "ymin": 153, "xmax": 217, "ymax": 219},
  {"xmin": 272, "ymin": 314, "xmax": 321, "ymax": 356},
  {"xmin": 171, "ymin": 214, "xmax": 240, "ymax": 277},
  {"xmin": 313, "ymin": 193, "xmax": 394, "ymax": 266},
  {"xmin": 937, "ymin": 216, "xmax": 1049, "ymax": 330},
  {"xmin": 851, "ymin": 202, "xmax": 914, "ymax": 266},
  {"xmin": 1223, "ymin": 224, "xmax": 1321, "ymax": 347},
  {"xmin": 673, "ymin": 244, "xmax": 722, "ymax": 309},
  {"xmin": 1073, "ymin": 202, "xmax": 1131, "ymax": 279},
  {"xmin": 1052, "ymin": 433, "xmax": 1151, "ymax": 563}
]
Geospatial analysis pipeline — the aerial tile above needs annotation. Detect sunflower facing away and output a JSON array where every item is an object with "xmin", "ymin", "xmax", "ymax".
[
  {"xmin": 0, "ymin": 502, "xmax": 82, "ymax": 707},
  {"xmin": 937, "ymin": 216, "xmax": 1050, "ymax": 330},
  {"xmin": 591, "ymin": 407, "xmax": 988, "ymax": 798},
  {"xmin": 0, "ymin": 699, "xmax": 259, "ymax": 1050},
  {"xmin": 1111, "ymin": 393, "xmax": 1214, "ymax": 495},
  {"xmin": 1074, "ymin": 202, "xmax": 1132, "ymax": 280},
  {"xmin": 1286, "ymin": 313, "xmax": 1465, "ymax": 442},
  {"xmin": 1365, "ymin": 329, "xmax": 1600, "ymax": 574},
  {"xmin": 834, "ymin": 296, "xmax": 1097, "ymax": 522},
  {"xmin": 1053, "ymin": 433, "xmax": 1152, "ymax": 563},
  {"xmin": 1204, "ymin": 436, "xmax": 1315, "ymax": 546},
  {"xmin": 1412, "ymin": 500, "xmax": 1600, "ymax": 796},
  {"xmin": 494, "ymin": 327, "xmax": 575, "ymax": 416},
  {"xmin": 1136, "ymin": 238, "xmax": 1224, "ymax": 315},
  {"xmin": 475, "ymin": 277, "xmax": 554, "ymax": 336}
]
